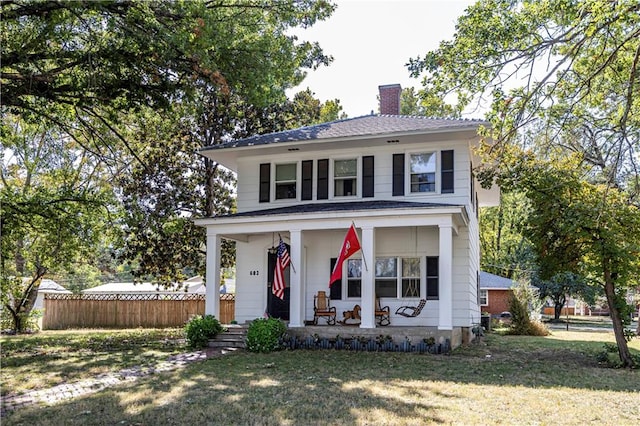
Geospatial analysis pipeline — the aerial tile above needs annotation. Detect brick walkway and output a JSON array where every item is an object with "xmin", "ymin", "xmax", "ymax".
[{"xmin": 1, "ymin": 347, "xmax": 237, "ymax": 416}]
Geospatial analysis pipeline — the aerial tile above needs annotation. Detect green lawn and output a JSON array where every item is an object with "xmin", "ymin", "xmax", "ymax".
[{"xmin": 2, "ymin": 329, "xmax": 639, "ymax": 425}]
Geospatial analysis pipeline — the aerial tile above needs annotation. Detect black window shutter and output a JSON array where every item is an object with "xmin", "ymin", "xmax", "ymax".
[
  {"xmin": 259, "ymin": 163, "xmax": 270, "ymax": 203},
  {"xmin": 392, "ymin": 153, "xmax": 404, "ymax": 196},
  {"xmin": 470, "ymin": 162, "xmax": 474, "ymax": 204},
  {"xmin": 441, "ymin": 150, "xmax": 454, "ymax": 194},
  {"xmin": 362, "ymin": 156, "xmax": 374, "ymax": 198},
  {"xmin": 301, "ymin": 160, "xmax": 313, "ymax": 200},
  {"xmin": 329, "ymin": 258, "xmax": 342, "ymax": 299},
  {"xmin": 426, "ymin": 256, "xmax": 439, "ymax": 300},
  {"xmin": 317, "ymin": 159, "xmax": 329, "ymax": 200}
]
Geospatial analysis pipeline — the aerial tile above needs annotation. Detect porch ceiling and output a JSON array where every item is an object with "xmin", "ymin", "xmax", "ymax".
[{"xmin": 194, "ymin": 200, "xmax": 468, "ymax": 242}]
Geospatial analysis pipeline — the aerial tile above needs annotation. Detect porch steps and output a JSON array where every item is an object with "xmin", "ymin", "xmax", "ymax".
[{"xmin": 208, "ymin": 324, "xmax": 247, "ymax": 350}]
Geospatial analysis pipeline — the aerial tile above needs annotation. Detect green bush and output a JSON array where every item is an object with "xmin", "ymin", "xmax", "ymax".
[
  {"xmin": 246, "ymin": 317, "xmax": 287, "ymax": 353},
  {"xmin": 184, "ymin": 315, "xmax": 223, "ymax": 349}
]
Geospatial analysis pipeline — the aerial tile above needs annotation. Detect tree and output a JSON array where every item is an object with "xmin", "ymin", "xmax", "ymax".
[
  {"xmin": 409, "ymin": 0, "xmax": 639, "ymax": 193},
  {"xmin": 320, "ymin": 99, "xmax": 347, "ymax": 122},
  {"xmin": 117, "ymin": 86, "xmax": 345, "ymax": 284},
  {"xmin": 1, "ymin": 116, "xmax": 114, "ymax": 332},
  {"xmin": 496, "ymin": 150, "xmax": 640, "ymax": 367},
  {"xmin": 398, "ymin": 87, "xmax": 425, "ymax": 116},
  {"xmin": 479, "ymin": 191, "xmax": 536, "ymax": 279},
  {"xmin": 535, "ymin": 272, "xmax": 597, "ymax": 321},
  {"xmin": 3, "ymin": 1, "xmax": 336, "ymax": 287},
  {"xmin": 1, "ymin": 0, "xmax": 334, "ymax": 145},
  {"xmin": 410, "ymin": 0, "xmax": 640, "ymax": 367}
]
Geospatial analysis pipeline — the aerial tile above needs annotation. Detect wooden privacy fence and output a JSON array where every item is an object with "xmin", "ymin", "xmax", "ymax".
[{"xmin": 43, "ymin": 293, "xmax": 236, "ymax": 329}]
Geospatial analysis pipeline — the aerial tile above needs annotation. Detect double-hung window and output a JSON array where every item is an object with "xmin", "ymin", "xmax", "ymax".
[
  {"xmin": 410, "ymin": 152, "xmax": 436, "ymax": 193},
  {"xmin": 374, "ymin": 257, "xmax": 421, "ymax": 298},
  {"xmin": 334, "ymin": 159, "xmax": 357, "ymax": 197},
  {"xmin": 275, "ymin": 163, "xmax": 297, "ymax": 200},
  {"xmin": 401, "ymin": 258, "xmax": 421, "ymax": 297},
  {"xmin": 375, "ymin": 257, "xmax": 397, "ymax": 297},
  {"xmin": 346, "ymin": 259, "xmax": 362, "ymax": 297},
  {"xmin": 479, "ymin": 289, "xmax": 488, "ymax": 306}
]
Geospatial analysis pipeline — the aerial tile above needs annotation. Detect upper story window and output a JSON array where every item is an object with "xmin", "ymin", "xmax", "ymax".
[
  {"xmin": 275, "ymin": 163, "xmax": 297, "ymax": 200},
  {"xmin": 334, "ymin": 159, "xmax": 357, "ymax": 197},
  {"xmin": 410, "ymin": 152, "xmax": 436, "ymax": 193},
  {"xmin": 393, "ymin": 150, "xmax": 454, "ymax": 196}
]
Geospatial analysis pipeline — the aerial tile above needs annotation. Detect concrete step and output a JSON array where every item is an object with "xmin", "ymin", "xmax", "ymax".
[
  {"xmin": 208, "ymin": 325, "xmax": 248, "ymax": 349},
  {"xmin": 208, "ymin": 339, "xmax": 245, "ymax": 349}
]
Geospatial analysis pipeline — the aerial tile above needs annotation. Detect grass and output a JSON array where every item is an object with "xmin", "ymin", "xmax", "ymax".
[
  {"xmin": 2, "ymin": 329, "xmax": 640, "ymax": 425},
  {"xmin": 1, "ymin": 328, "xmax": 186, "ymax": 396},
  {"xmin": 542, "ymin": 314, "xmax": 623, "ymax": 328}
]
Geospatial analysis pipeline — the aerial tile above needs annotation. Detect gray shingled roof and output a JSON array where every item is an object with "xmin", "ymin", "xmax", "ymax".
[
  {"xmin": 216, "ymin": 200, "xmax": 463, "ymax": 219},
  {"xmin": 480, "ymin": 271, "xmax": 516, "ymax": 290},
  {"xmin": 201, "ymin": 114, "xmax": 487, "ymax": 151}
]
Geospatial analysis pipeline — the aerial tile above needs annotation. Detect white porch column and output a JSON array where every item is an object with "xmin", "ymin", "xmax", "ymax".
[
  {"xmin": 205, "ymin": 232, "xmax": 222, "ymax": 318},
  {"xmin": 438, "ymin": 224, "xmax": 453, "ymax": 330},
  {"xmin": 288, "ymin": 229, "xmax": 304, "ymax": 327},
  {"xmin": 360, "ymin": 226, "xmax": 376, "ymax": 328}
]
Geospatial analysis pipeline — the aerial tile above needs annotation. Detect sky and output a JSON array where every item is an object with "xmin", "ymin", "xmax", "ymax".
[{"xmin": 287, "ymin": 0, "xmax": 476, "ymax": 118}]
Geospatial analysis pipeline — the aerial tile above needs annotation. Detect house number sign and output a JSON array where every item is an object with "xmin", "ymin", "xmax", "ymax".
[{"xmin": 249, "ymin": 270, "xmax": 260, "ymax": 276}]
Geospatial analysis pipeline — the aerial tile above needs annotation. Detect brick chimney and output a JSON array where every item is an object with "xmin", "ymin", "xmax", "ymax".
[{"xmin": 379, "ymin": 84, "xmax": 402, "ymax": 115}]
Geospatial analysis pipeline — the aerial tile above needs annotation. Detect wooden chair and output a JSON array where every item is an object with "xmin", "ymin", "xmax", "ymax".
[
  {"xmin": 395, "ymin": 299, "xmax": 426, "ymax": 317},
  {"xmin": 375, "ymin": 298, "xmax": 390, "ymax": 326},
  {"xmin": 313, "ymin": 291, "xmax": 336, "ymax": 325}
]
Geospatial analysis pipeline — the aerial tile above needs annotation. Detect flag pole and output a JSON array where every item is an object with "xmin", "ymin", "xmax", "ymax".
[
  {"xmin": 279, "ymin": 233, "xmax": 296, "ymax": 273},
  {"xmin": 353, "ymin": 221, "xmax": 368, "ymax": 272}
]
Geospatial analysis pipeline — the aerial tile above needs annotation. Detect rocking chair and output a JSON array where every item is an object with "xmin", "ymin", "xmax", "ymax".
[
  {"xmin": 375, "ymin": 298, "xmax": 391, "ymax": 326},
  {"xmin": 313, "ymin": 291, "xmax": 337, "ymax": 325},
  {"xmin": 395, "ymin": 299, "xmax": 426, "ymax": 317}
]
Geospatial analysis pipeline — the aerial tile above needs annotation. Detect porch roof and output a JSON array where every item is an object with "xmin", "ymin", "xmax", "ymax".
[
  {"xmin": 194, "ymin": 200, "xmax": 469, "ymax": 240},
  {"xmin": 223, "ymin": 200, "xmax": 462, "ymax": 218}
]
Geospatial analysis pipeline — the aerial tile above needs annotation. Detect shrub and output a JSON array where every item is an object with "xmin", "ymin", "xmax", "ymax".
[
  {"xmin": 184, "ymin": 315, "xmax": 223, "ymax": 349},
  {"xmin": 246, "ymin": 317, "xmax": 287, "ymax": 353},
  {"xmin": 1, "ymin": 307, "xmax": 42, "ymax": 333},
  {"xmin": 507, "ymin": 292, "xmax": 550, "ymax": 336}
]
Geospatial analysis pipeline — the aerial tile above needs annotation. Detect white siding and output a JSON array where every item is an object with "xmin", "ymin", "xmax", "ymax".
[
  {"xmin": 213, "ymin": 130, "xmax": 484, "ymax": 330},
  {"xmin": 232, "ymin": 225, "xmax": 473, "ymax": 328},
  {"xmin": 235, "ymin": 137, "xmax": 474, "ymax": 213}
]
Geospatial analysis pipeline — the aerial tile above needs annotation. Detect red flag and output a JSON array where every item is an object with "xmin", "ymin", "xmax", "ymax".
[
  {"xmin": 273, "ymin": 238, "xmax": 290, "ymax": 299},
  {"xmin": 329, "ymin": 224, "xmax": 361, "ymax": 286}
]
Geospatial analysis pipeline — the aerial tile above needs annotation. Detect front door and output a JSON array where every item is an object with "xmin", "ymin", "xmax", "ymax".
[{"xmin": 267, "ymin": 248, "xmax": 290, "ymax": 320}]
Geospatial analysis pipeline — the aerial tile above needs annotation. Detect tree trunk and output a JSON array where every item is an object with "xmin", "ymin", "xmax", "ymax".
[
  {"xmin": 11, "ymin": 272, "xmax": 45, "ymax": 333},
  {"xmin": 554, "ymin": 302, "xmax": 563, "ymax": 320},
  {"xmin": 603, "ymin": 260, "xmax": 634, "ymax": 367}
]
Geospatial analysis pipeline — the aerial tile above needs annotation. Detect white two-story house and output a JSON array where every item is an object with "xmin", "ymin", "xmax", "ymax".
[{"xmin": 195, "ymin": 84, "xmax": 499, "ymax": 348}]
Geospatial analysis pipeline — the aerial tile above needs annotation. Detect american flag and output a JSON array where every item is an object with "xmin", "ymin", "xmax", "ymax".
[{"xmin": 273, "ymin": 237, "xmax": 290, "ymax": 299}]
